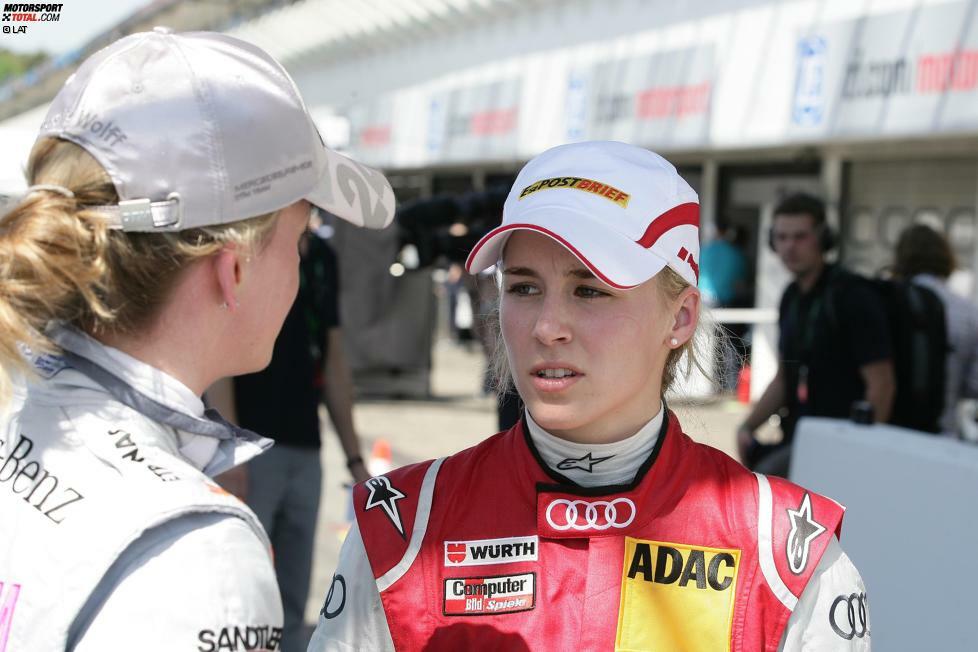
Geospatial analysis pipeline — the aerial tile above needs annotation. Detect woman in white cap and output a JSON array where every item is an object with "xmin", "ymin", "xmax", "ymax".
[
  {"xmin": 310, "ymin": 141, "xmax": 870, "ymax": 651},
  {"xmin": 0, "ymin": 28, "xmax": 393, "ymax": 651}
]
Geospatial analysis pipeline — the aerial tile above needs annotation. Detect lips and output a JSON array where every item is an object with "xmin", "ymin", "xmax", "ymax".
[
  {"xmin": 535, "ymin": 368, "xmax": 577, "ymax": 379},
  {"xmin": 529, "ymin": 363, "xmax": 583, "ymax": 393},
  {"xmin": 530, "ymin": 363, "xmax": 583, "ymax": 378}
]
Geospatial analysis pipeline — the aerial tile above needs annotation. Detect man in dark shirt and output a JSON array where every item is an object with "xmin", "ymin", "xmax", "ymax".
[
  {"xmin": 736, "ymin": 193, "xmax": 895, "ymax": 476},
  {"xmin": 213, "ymin": 228, "xmax": 369, "ymax": 652}
]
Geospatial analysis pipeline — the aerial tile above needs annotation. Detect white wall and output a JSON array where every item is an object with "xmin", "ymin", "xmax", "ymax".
[{"xmin": 790, "ymin": 417, "xmax": 978, "ymax": 651}]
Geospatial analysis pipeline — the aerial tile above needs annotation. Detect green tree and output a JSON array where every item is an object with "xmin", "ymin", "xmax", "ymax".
[{"xmin": 0, "ymin": 48, "xmax": 47, "ymax": 85}]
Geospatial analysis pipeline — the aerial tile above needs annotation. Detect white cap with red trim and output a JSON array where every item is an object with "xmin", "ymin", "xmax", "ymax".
[{"xmin": 465, "ymin": 141, "xmax": 699, "ymax": 289}]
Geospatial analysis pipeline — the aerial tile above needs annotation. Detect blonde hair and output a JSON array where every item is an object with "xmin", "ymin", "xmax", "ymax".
[
  {"xmin": 486, "ymin": 266, "xmax": 714, "ymax": 399},
  {"xmin": 0, "ymin": 138, "xmax": 279, "ymax": 402}
]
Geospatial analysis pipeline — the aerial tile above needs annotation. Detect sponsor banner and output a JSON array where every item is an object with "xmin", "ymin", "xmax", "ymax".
[
  {"xmin": 569, "ymin": 45, "xmax": 714, "ymax": 147},
  {"xmin": 616, "ymin": 537, "xmax": 740, "ymax": 650},
  {"xmin": 425, "ymin": 79, "xmax": 520, "ymax": 163},
  {"xmin": 346, "ymin": 97, "xmax": 394, "ymax": 166},
  {"xmin": 789, "ymin": 2, "xmax": 978, "ymax": 138},
  {"xmin": 443, "ymin": 535, "xmax": 538, "ymax": 567},
  {"xmin": 443, "ymin": 572, "xmax": 535, "ymax": 616}
]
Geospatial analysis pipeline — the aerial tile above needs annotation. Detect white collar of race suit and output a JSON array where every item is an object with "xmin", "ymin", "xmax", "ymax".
[
  {"xmin": 39, "ymin": 324, "xmax": 272, "ymax": 475},
  {"xmin": 525, "ymin": 406, "xmax": 663, "ymax": 487}
]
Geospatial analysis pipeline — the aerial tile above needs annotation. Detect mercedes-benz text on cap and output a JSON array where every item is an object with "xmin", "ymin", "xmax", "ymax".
[
  {"xmin": 465, "ymin": 141, "xmax": 699, "ymax": 288},
  {"xmin": 37, "ymin": 27, "xmax": 394, "ymax": 232}
]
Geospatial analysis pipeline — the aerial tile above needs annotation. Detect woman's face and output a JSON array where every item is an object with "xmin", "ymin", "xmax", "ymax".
[
  {"xmin": 500, "ymin": 231, "xmax": 682, "ymax": 444},
  {"xmin": 234, "ymin": 200, "xmax": 310, "ymax": 372}
]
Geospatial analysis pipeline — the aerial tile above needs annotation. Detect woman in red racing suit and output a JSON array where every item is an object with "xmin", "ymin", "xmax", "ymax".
[{"xmin": 309, "ymin": 141, "xmax": 871, "ymax": 651}]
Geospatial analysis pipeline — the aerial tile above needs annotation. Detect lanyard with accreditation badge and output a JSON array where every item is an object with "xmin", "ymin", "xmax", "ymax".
[{"xmin": 789, "ymin": 294, "xmax": 824, "ymax": 405}]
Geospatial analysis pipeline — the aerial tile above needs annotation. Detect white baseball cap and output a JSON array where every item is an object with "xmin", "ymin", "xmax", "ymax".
[
  {"xmin": 465, "ymin": 141, "xmax": 700, "ymax": 288},
  {"xmin": 35, "ymin": 27, "xmax": 394, "ymax": 232}
]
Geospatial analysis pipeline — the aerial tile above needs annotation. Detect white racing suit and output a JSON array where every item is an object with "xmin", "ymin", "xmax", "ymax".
[{"xmin": 0, "ymin": 326, "xmax": 283, "ymax": 651}]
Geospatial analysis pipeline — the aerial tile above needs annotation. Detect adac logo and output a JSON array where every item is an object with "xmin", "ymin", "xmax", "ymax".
[
  {"xmin": 617, "ymin": 538, "xmax": 740, "ymax": 650},
  {"xmin": 626, "ymin": 541, "xmax": 736, "ymax": 591},
  {"xmin": 519, "ymin": 176, "xmax": 630, "ymax": 207}
]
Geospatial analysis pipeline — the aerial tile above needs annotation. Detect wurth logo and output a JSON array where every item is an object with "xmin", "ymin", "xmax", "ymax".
[
  {"xmin": 444, "ymin": 536, "xmax": 538, "ymax": 567},
  {"xmin": 678, "ymin": 246, "xmax": 699, "ymax": 280}
]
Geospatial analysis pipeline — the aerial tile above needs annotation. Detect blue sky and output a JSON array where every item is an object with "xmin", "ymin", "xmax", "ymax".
[{"xmin": 1, "ymin": 0, "xmax": 151, "ymax": 55}]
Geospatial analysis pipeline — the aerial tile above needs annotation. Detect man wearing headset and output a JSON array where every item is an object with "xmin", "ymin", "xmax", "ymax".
[{"xmin": 737, "ymin": 193, "xmax": 895, "ymax": 476}]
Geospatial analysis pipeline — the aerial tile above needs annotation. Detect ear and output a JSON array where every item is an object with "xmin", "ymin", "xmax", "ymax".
[
  {"xmin": 668, "ymin": 287, "xmax": 700, "ymax": 347},
  {"xmin": 213, "ymin": 246, "xmax": 242, "ymax": 313}
]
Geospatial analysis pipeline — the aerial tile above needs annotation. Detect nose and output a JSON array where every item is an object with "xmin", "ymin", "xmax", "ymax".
[{"xmin": 531, "ymin": 294, "xmax": 572, "ymax": 345}]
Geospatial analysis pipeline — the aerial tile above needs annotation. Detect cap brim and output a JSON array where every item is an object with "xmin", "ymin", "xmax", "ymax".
[
  {"xmin": 307, "ymin": 146, "xmax": 395, "ymax": 229},
  {"xmin": 465, "ymin": 206, "xmax": 668, "ymax": 290}
]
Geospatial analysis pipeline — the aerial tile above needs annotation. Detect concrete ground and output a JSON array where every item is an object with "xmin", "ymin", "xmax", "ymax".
[{"xmin": 304, "ymin": 337, "xmax": 757, "ymax": 631}]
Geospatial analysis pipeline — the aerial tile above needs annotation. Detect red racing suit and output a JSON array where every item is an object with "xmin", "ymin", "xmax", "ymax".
[{"xmin": 312, "ymin": 413, "xmax": 863, "ymax": 650}]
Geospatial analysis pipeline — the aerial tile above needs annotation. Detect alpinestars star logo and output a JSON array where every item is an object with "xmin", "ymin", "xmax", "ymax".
[
  {"xmin": 364, "ymin": 475, "xmax": 407, "ymax": 538},
  {"xmin": 556, "ymin": 452, "xmax": 614, "ymax": 473},
  {"xmin": 786, "ymin": 493, "xmax": 826, "ymax": 574}
]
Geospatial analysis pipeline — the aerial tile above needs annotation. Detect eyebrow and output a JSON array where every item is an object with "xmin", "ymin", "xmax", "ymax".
[{"xmin": 502, "ymin": 266, "xmax": 596, "ymax": 280}]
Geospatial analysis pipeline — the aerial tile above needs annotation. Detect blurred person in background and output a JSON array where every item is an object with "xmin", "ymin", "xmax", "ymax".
[
  {"xmin": 209, "ymin": 215, "xmax": 371, "ymax": 652},
  {"xmin": 892, "ymin": 224, "xmax": 978, "ymax": 437},
  {"xmin": 309, "ymin": 142, "xmax": 870, "ymax": 651},
  {"xmin": 738, "ymin": 193, "xmax": 894, "ymax": 476},
  {"xmin": 699, "ymin": 220, "xmax": 750, "ymax": 391},
  {"xmin": 700, "ymin": 221, "xmax": 749, "ymax": 309},
  {"xmin": 0, "ymin": 29, "xmax": 392, "ymax": 651},
  {"xmin": 446, "ymin": 262, "xmax": 477, "ymax": 345}
]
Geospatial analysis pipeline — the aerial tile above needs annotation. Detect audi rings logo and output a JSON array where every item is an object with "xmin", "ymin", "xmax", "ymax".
[
  {"xmin": 321, "ymin": 573, "xmax": 346, "ymax": 620},
  {"xmin": 829, "ymin": 592, "xmax": 869, "ymax": 640},
  {"xmin": 545, "ymin": 497, "xmax": 636, "ymax": 531}
]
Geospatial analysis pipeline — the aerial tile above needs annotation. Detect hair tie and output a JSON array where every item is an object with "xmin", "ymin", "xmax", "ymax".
[{"xmin": 25, "ymin": 184, "xmax": 75, "ymax": 199}]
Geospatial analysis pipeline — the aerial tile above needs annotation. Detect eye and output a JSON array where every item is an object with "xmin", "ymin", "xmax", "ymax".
[
  {"xmin": 505, "ymin": 282, "xmax": 539, "ymax": 296},
  {"xmin": 575, "ymin": 285, "xmax": 610, "ymax": 299}
]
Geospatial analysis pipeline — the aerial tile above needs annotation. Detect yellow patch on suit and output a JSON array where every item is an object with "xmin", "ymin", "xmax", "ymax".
[{"xmin": 616, "ymin": 537, "xmax": 741, "ymax": 652}]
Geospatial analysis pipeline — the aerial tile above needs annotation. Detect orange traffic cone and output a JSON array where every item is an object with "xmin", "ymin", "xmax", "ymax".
[{"xmin": 368, "ymin": 439, "xmax": 393, "ymax": 477}]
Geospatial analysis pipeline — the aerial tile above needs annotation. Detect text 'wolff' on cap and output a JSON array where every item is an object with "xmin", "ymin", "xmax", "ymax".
[
  {"xmin": 465, "ymin": 140, "xmax": 700, "ymax": 288},
  {"xmin": 37, "ymin": 27, "xmax": 394, "ymax": 232}
]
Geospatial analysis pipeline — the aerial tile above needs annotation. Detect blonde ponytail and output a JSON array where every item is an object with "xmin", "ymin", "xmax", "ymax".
[{"xmin": 0, "ymin": 138, "xmax": 279, "ymax": 404}]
